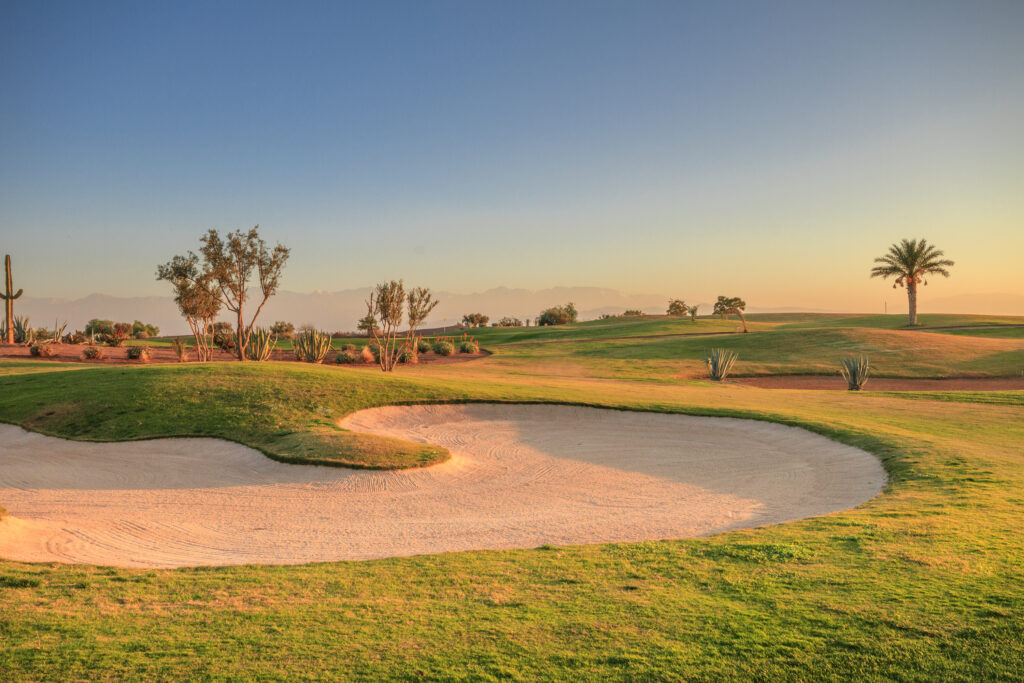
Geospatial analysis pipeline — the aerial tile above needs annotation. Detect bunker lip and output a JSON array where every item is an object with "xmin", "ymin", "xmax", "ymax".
[{"xmin": 0, "ymin": 404, "xmax": 885, "ymax": 568}]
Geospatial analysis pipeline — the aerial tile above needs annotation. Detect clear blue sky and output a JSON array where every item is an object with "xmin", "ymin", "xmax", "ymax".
[{"xmin": 2, "ymin": 1, "xmax": 1021, "ymax": 310}]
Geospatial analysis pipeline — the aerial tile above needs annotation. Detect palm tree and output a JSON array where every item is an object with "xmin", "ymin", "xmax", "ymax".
[{"xmin": 870, "ymin": 238, "xmax": 954, "ymax": 326}]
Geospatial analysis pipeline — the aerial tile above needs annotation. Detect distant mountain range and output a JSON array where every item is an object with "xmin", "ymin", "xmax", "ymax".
[{"xmin": 13, "ymin": 287, "xmax": 1022, "ymax": 336}]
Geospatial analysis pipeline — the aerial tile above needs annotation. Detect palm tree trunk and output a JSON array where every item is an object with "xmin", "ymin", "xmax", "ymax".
[{"xmin": 907, "ymin": 282, "xmax": 918, "ymax": 326}]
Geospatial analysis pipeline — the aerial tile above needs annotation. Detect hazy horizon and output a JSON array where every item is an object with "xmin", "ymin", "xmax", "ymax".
[{"xmin": 2, "ymin": 1, "xmax": 1022, "ymax": 310}]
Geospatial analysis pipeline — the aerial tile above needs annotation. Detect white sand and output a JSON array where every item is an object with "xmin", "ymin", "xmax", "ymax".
[{"xmin": 0, "ymin": 404, "xmax": 886, "ymax": 568}]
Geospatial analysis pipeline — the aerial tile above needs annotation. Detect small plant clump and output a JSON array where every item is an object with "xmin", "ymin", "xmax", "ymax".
[
  {"xmin": 101, "ymin": 323, "xmax": 132, "ymax": 347},
  {"xmin": 62, "ymin": 331, "xmax": 87, "ymax": 345},
  {"xmin": 840, "ymin": 356, "xmax": 870, "ymax": 391},
  {"xmin": 171, "ymin": 338, "xmax": 189, "ymax": 362},
  {"xmin": 335, "ymin": 350, "xmax": 358, "ymax": 364},
  {"xmin": 29, "ymin": 342, "xmax": 57, "ymax": 357},
  {"xmin": 245, "ymin": 327, "xmax": 277, "ymax": 361},
  {"xmin": 704, "ymin": 348, "xmax": 737, "ymax": 381},
  {"xmin": 459, "ymin": 340, "xmax": 479, "ymax": 354},
  {"xmin": 294, "ymin": 329, "xmax": 331, "ymax": 364},
  {"xmin": 397, "ymin": 344, "xmax": 418, "ymax": 364},
  {"xmin": 126, "ymin": 345, "xmax": 151, "ymax": 362},
  {"xmin": 432, "ymin": 340, "xmax": 455, "ymax": 356},
  {"xmin": 359, "ymin": 345, "xmax": 375, "ymax": 363},
  {"xmin": 416, "ymin": 337, "xmax": 432, "ymax": 354},
  {"xmin": 82, "ymin": 346, "xmax": 104, "ymax": 360}
]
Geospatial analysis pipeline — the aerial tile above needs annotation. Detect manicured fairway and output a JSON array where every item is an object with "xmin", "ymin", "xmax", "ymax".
[{"xmin": 1, "ymin": 315, "xmax": 1022, "ymax": 680}]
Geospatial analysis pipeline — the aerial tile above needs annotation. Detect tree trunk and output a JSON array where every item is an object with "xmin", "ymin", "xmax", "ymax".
[
  {"xmin": 737, "ymin": 310, "xmax": 749, "ymax": 333},
  {"xmin": 236, "ymin": 307, "xmax": 246, "ymax": 361},
  {"xmin": 907, "ymin": 282, "xmax": 918, "ymax": 326}
]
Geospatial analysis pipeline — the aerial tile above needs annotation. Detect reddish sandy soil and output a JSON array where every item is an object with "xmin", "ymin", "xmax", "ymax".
[
  {"xmin": 731, "ymin": 375, "xmax": 1024, "ymax": 391},
  {"xmin": 0, "ymin": 343, "xmax": 487, "ymax": 367}
]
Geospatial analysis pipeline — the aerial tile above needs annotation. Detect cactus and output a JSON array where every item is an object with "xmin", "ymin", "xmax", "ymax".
[
  {"xmin": 839, "ymin": 356, "xmax": 870, "ymax": 391},
  {"xmin": 293, "ymin": 329, "xmax": 331, "ymax": 363},
  {"xmin": 2, "ymin": 255, "xmax": 23, "ymax": 344},
  {"xmin": 704, "ymin": 348, "xmax": 738, "ymax": 381},
  {"xmin": 245, "ymin": 327, "xmax": 277, "ymax": 361},
  {"xmin": 52, "ymin": 318, "xmax": 67, "ymax": 343}
]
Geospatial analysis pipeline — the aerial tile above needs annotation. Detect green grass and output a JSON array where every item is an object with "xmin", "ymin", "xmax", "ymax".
[{"xmin": 1, "ymin": 313, "xmax": 1023, "ymax": 679}]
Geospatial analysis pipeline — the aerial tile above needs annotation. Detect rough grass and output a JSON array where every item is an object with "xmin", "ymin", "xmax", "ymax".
[{"xmin": 1, "ymin": 314, "xmax": 1023, "ymax": 679}]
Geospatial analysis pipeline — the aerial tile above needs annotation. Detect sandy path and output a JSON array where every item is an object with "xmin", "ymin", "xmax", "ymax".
[{"xmin": 0, "ymin": 405, "xmax": 885, "ymax": 568}]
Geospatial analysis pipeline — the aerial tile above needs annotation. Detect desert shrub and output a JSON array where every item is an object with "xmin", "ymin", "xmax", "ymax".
[
  {"xmin": 270, "ymin": 320, "xmax": 295, "ymax": 338},
  {"xmin": 840, "ymin": 356, "xmax": 870, "ymax": 391},
  {"xmin": 126, "ymin": 345, "xmax": 151, "ymax": 362},
  {"xmin": 536, "ymin": 302, "xmax": 578, "ymax": 326},
  {"xmin": 462, "ymin": 313, "xmax": 489, "ymax": 327},
  {"xmin": 171, "ymin": 338, "xmax": 189, "ymax": 362},
  {"xmin": 433, "ymin": 340, "xmax": 454, "ymax": 356},
  {"xmin": 623, "ymin": 309, "xmax": 643, "ymax": 316},
  {"xmin": 340, "ymin": 343, "xmax": 357, "ymax": 353},
  {"xmin": 62, "ymin": 331, "xmax": 86, "ymax": 345},
  {"xmin": 459, "ymin": 340, "xmax": 479, "ymax": 354},
  {"xmin": 335, "ymin": 350, "xmax": 358, "ymax": 364},
  {"xmin": 704, "ymin": 348, "xmax": 737, "ymax": 381},
  {"xmin": 82, "ymin": 346, "xmax": 104, "ymax": 360},
  {"xmin": 34, "ymin": 327, "xmax": 51, "ymax": 341},
  {"xmin": 294, "ymin": 329, "xmax": 331, "ymax": 363},
  {"xmin": 359, "ymin": 345, "xmax": 375, "ymax": 363},
  {"xmin": 397, "ymin": 345, "xmax": 418, "ymax": 364},
  {"xmin": 212, "ymin": 322, "xmax": 235, "ymax": 352},
  {"xmin": 29, "ymin": 342, "xmax": 57, "ymax": 357},
  {"xmin": 416, "ymin": 337, "xmax": 432, "ymax": 354},
  {"xmin": 100, "ymin": 323, "xmax": 132, "ymax": 347},
  {"xmin": 493, "ymin": 317, "xmax": 523, "ymax": 327},
  {"xmin": 84, "ymin": 319, "xmax": 114, "ymax": 337},
  {"xmin": 245, "ymin": 327, "xmax": 277, "ymax": 361}
]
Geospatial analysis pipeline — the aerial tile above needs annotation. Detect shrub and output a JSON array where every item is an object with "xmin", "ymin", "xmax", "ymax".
[
  {"xmin": 101, "ymin": 323, "xmax": 132, "ymax": 347},
  {"xmin": 293, "ymin": 329, "xmax": 331, "ymax": 363},
  {"xmin": 171, "ymin": 338, "xmax": 189, "ymax": 362},
  {"xmin": 462, "ymin": 313, "xmax": 489, "ymax": 327},
  {"xmin": 335, "ymin": 350, "xmax": 358, "ymax": 364},
  {"xmin": 536, "ymin": 302, "xmax": 578, "ymax": 326},
  {"xmin": 126, "ymin": 345, "xmax": 151, "ymax": 362},
  {"xmin": 623, "ymin": 309, "xmax": 643, "ymax": 316},
  {"xmin": 359, "ymin": 345, "xmax": 375, "ymax": 363},
  {"xmin": 62, "ymin": 331, "xmax": 87, "ymax": 345},
  {"xmin": 212, "ymin": 322, "xmax": 234, "ymax": 352},
  {"xmin": 30, "ymin": 342, "xmax": 57, "ymax": 357},
  {"xmin": 245, "ymin": 327, "xmax": 277, "ymax": 361},
  {"xmin": 433, "ymin": 340, "xmax": 454, "ymax": 356},
  {"xmin": 459, "ymin": 340, "xmax": 479, "ymax": 354},
  {"xmin": 417, "ymin": 337, "xmax": 432, "ymax": 354},
  {"xmin": 840, "ymin": 356, "xmax": 870, "ymax": 391},
  {"xmin": 82, "ymin": 346, "xmax": 104, "ymax": 360},
  {"xmin": 132, "ymin": 320, "xmax": 160, "ymax": 338},
  {"xmin": 397, "ymin": 345, "xmax": 418, "ymax": 364},
  {"xmin": 704, "ymin": 348, "xmax": 737, "ymax": 381},
  {"xmin": 270, "ymin": 320, "xmax": 295, "ymax": 338},
  {"xmin": 340, "ymin": 343, "xmax": 357, "ymax": 353}
]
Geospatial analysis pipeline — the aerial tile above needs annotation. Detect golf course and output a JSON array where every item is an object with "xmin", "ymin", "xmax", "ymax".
[{"xmin": 1, "ymin": 312, "xmax": 1022, "ymax": 680}]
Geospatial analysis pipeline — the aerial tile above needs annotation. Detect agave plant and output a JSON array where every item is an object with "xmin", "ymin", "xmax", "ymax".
[
  {"xmin": 704, "ymin": 348, "xmax": 737, "ymax": 381},
  {"xmin": 294, "ymin": 329, "xmax": 331, "ymax": 364},
  {"xmin": 840, "ymin": 356, "xmax": 870, "ymax": 391},
  {"xmin": 13, "ymin": 315, "xmax": 34, "ymax": 345},
  {"xmin": 245, "ymin": 327, "xmax": 277, "ymax": 361}
]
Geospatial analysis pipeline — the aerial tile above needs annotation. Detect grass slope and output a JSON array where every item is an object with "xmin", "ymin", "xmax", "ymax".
[{"xmin": 1, "ymin": 315, "xmax": 1023, "ymax": 680}]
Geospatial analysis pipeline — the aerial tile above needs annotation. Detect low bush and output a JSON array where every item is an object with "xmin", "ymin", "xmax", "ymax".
[
  {"xmin": 459, "ymin": 340, "xmax": 479, "ymax": 354},
  {"xmin": 82, "ymin": 346, "xmax": 104, "ymax": 360},
  {"xmin": 840, "ymin": 356, "xmax": 870, "ymax": 391},
  {"xmin": 359, "ymin": 345, "xmax": 375, "ymax": 363},
  {"xmin": 340, "ymin": 343, "xmax": 357, "ymax": 354},
  {"xmin": 397, "ymin": 346, "xmax": 418, "ymax": 364},
  {"xmin": 335, "ymin": 350, "xmax": 358, "ymax": 364},
  {"xmin": 29, "ymin": 342, "xmax": 57, "ymax": 358},
  {"xmin": 126, "ymin": 345, "xmax": 151, "ymax": 362},
  {"xmin": 493, "ymin": 317, "xmax": 523, "ymax": 327},
  {"xmin": 416, "ymin": 338, "xmax": 432, "ymax": 354},
  {"xmin": 171, "ymin": 338, "xmax": 189, "ymax": 362},
  {"xmin": 62, "ymin": 331, "xmax": 87, "ymax": 345},
  {"xmin": 294, "ymin": 329, "xmax": 331, "ymax": 364},
  {"xmin": 704, "ymin": 348, "xmax": 737, "ymax": 381},
  {"xmin": 433, "ymin": 340, "xmax": 454, "ymax": 356},
  {"xmin": 101, "ymin": 323, "xmax": 132, "ymax": 347}
]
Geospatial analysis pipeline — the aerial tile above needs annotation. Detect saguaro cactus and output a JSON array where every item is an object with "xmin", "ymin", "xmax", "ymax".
[{"xmin": 2, "ymin": 255, "xmax": 23, "ymax": 344}]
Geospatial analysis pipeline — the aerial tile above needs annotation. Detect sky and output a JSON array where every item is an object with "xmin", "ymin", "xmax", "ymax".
[{"xmin": 1, "ymin": 0, "xmax": 1022, "ymax": 313}]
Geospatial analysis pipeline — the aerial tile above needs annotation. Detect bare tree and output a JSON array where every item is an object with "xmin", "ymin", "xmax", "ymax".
[
  {"xmin": 407, "ymin": 287, "xmax": 439, "ymax": 353},
  {"xmin": 156, "ymin": 254, "xmax": 222, "ymax": 361},
  {"xmin": 366, "ymin": 280, "xmax": 406, "ymax": 371},
  {"xmin": 199, "ymin": 226, "xmax": 290, "ymax": 360}
]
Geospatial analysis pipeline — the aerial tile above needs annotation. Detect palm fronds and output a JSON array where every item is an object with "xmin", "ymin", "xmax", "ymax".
[{"xmin": 870, "ymin": 238, "xmax": 954, "ymax": 287}]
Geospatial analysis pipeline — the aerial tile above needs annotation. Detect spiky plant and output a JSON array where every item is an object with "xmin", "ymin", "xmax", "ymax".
[
  {"xmin": 245, "ymin": 327, "xmax": 277, "ymax": 361},
  {"xmin": 171, "ymin": 338, "xmax": 189, "ymax": 362},
  {"xmin": 13, "ymin": 315, "xmax": 33, "ymax": 345},
  {"xmin": 840, "ymin": 356, "xmax": 870, "ymax": 391},
  {"xmin": 871, "ymin": 238, "xmax": 954, "ymax": 326},
  {"xmin": 704, "ymin": 348, "xmax": 737, "ymax": 381},
  {"xmin": 294, "ymin": 329, "xmax": 331, "ymax": 364}
]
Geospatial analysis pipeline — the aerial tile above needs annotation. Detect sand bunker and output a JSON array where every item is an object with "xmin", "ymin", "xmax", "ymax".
[{"xmin": 0, "ymin": 405, "xmax": 885, "ymax": 568}]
